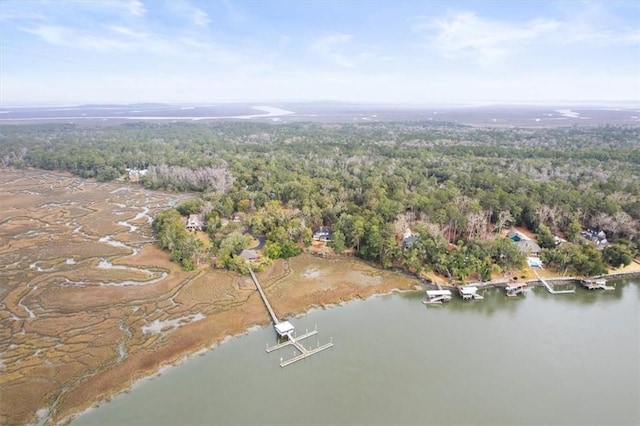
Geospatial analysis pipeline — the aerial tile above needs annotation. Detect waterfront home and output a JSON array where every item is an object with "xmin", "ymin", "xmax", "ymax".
[
  {"xmin": 508, "ymin": 229, "xmax": 531, "ymax": 242},
  {"xmin": 401, "ymin": 227, "xmax": 420, "ymax": 249},
  {"xmin": 402, "ymin": 235, "xmax": 419, "ymax": 249},
  {"xmin": 239, "ymin": 249, "xmax": 259, "ymax": 262},
  {"xmin": 515, "ymin": 239, "xmax": 541, "ymax": 256},
  {"xmin": 313, "ymin": 226, "xmax": 333, "ymax": 242},
  {"xmin": 186, "ymin": 214, "xmax": 204, "ymax": 232},
  {"xmin": 580, "ymin": 228, "xmax": 608, "ymax": 250}
]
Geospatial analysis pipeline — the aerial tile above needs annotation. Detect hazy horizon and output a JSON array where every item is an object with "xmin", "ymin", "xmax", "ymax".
[
  {"xmin": 1, "ymin": 1, "xmax": 639, "ymax": 105},
  {"xmin": 2, "ymin": 99, "xmax": 639, "ymax": 109}
]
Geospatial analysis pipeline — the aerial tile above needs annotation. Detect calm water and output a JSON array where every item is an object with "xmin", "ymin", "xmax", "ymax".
[{"xmin": 73, "ymin": 279, "xmax": 639, "ymax": 426}]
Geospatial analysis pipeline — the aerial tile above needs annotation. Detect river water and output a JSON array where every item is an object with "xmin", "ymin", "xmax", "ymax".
[{"xmin": 73, "ymin": 279, "xmax": 639, "ymax": 426}]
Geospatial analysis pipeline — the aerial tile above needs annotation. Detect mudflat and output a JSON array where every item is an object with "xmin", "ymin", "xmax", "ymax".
[{"xmin": 0, "ymin": 169, "xmax": 417, "ymax": 425}]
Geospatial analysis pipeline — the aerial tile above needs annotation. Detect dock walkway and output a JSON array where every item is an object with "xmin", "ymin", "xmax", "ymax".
[
  {"xmin": 248, "ymin": 267, "xmax": 333, "ymax": 367},
  {"xmin": 248, "ymin": 267, "xmax": 279, "ymax": 325},
  {"xmin": 532, "ymin": 269, "xmax": 575, "ymax": 294}
]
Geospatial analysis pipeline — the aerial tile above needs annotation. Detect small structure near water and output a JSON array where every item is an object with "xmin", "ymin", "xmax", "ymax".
[
  {"xmin": 458, "ymin": 286, "xmax": 484, "ymax": 300},
  {"xmin": 580, "ymin": 278, "xmax": 615, "ymax": 291},
  {"xmin": 424, "ymin": 289, "xmax": 453, "ymax": 304},
  {"xmin": 505, "ymin": 282, "xmax": 529, "ymax": 297}
]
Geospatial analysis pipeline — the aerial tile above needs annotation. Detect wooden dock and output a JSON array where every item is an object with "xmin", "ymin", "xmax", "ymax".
[
  {"xmin": 580, "ymin": 278, "xmax": 615, "ymax": 291},
  {"xmin": 248, "ymin": 267, "xmax": 279, "ymax": 325},
  {"xmin": 424, "ymin": 289, "xmax": 453, "ymax": 304},
  {"xmin": 266, "ymin": 328, "xmax": 334, "ymax": 367},
  {"xmin": 458, "ymin": 286, "xmax": 484, "ymax": 300},
  {"xmin": 248, "ymin": 267, "xmax": 333, "ymax": 367},
  {"xmin": 505, "ymin": 282, "xmax": 529, "ymax": 297},
  {"xmin": 532, "ymin": 269, "xmax": 576, "ymax": 294}
]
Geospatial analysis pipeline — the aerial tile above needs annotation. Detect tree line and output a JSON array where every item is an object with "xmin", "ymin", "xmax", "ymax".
[{"xmin": 2, "ymin": 120, "xmax": 638, "ymax": 278}]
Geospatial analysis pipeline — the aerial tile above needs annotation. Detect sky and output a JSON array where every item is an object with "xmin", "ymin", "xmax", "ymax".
[{"xmin": 1, "ymin": 0, "xmax": 639, "ymax": 105}]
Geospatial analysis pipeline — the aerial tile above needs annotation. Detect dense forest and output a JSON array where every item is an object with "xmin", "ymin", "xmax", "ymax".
[{"xmin": 1, "ymin": 121, "xmax": 638, "ymax": 279}]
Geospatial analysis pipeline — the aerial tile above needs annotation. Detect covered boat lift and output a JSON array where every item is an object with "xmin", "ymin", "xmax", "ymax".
[
  {"xmin": 424, "ymin": 289, "xmax": 453, "ymax": 304},
  {"xmin": 459, "ymin": 286, "xmax": 484, "ymax": 300},
  {"xmin": 580, "ymin": 278, "xmax": 615, "ymax": 291},
  {"xmin": 505, "ymin": 282, "xmax": 529, "ymax": 297}
]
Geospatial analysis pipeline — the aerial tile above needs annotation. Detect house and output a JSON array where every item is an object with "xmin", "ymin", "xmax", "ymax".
[
  {"xmin": 402, "ymin": 228, "xmax": 419, "ymax": 249},
  {"xmin": 402, "ymin": 235, "xmax": 419, "ymax": 249},
  {"xmin": 313, "ymin": 227, "xmax": 333, "ymax": 242},
  {"xmin": 507, "ymin": 229, "xmax": 531, "ymax": 242},
  {"xmin": 126, "ymin": 168, "xmax": 148, "ymax": 183},
  {"xmin": 515, "ymin": 239, "xmax": 541, "ymax": 256},
  {"xmin": 581, "ymin": 228, "xmax": 609, "ymax": 250},
  {"xmin": 239, "ymin": 249, "xmax": 258, "ymax": 262},
  {"xmin": 553, "ymin": 236, "xmax": 567, "ymax": 246},
  {"xmin": 186, "ymin": 214, "xmax": 204, "ymax": 232}
]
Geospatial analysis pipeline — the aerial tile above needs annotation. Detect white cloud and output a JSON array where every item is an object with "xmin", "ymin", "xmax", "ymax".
[
  {"xmin": 562, "ymin": 26, "xmax": 640, "ymax": 46},
  {"xmin": 192, "ymin": 8, "xmax": 210, "ymax": 27},
  {"xmin": 67, "ymin": 0, "xmax": 147, "ymax": 17},
  {"xmin": 121, "ymin": 0, "xmax": 146, "ymax": 17},
  {"xmin": 165, "ymin": 1, "xmax": 210, "ymax": 27},
  {"xmin": 417, "ymin": 12, "xmax": 559, "ymax": 66},
  {"xmin": 417, "ymin": 9, "xmax": 639, "ymax": 67},
  {"xmin": 310, "ymin": 34, "xmax": 357, "ymax": 68},
  {"xmin": 20, "ymin": 24, "xmax": 176, "ymax": 53}
]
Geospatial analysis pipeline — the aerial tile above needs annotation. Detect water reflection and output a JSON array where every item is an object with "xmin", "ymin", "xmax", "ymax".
[{"xmin": 74, "ymin": 278, "xmax": 639, "ymax": 426}]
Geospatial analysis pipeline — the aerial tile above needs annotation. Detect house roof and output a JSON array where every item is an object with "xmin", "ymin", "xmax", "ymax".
[
  {"xmin": 186, "ymin": 214, "xmax": 204, "ymax": 228},
  {"xmin": 516, "ymin": 240, "xmax": 541, "ymax": 253},
  {"xmin": 239, "ymin": 249, "xmax": 258, "ymax": 260},
  {"xmin": 508, "ymin": 229, "xmax": 530, "ymax": 241},
  {"xmin": 506, "ymin": 282, "xmax": 527, "ymax": 290},
  {"xmin": 275, "ymin": 321, "xmax": 295, "ymax": 336},
  {"xmin": 403, "ymin": 235, "xmax": 419, "ymax": 244},
  {"xmin": 426, "ymin": 290, "xmax": 452, "ymax": 297}
]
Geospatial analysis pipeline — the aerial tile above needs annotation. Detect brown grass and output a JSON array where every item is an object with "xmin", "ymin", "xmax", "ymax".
[{"xmin": 0, "ymin": 169, "xmax": 422, "ymax": 426}]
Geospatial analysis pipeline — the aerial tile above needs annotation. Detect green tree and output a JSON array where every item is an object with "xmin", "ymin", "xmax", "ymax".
[
  {"xmin": 536, "ymin": 224, "xmax": 556, "ymax": 249},
  {"xmin": 302, "ymin": 228, "xmax": 313, "ymax": 247},
  {"xmin": 176, "ymin": 199, "xmax": 203, "ymax": 215},
  {"xmin": 490, "ymin": 237, "xmax": 526, "ymax": 270},
  {"xmin": 565, "ymin": 220, "xmax": 582, "ymax": 243},
  {"xmin": 263, "ymin": 241, "xmax": 281, "ymax": 259},
  {"xmin": 280, "ymin": 240, "xmax": 301, "ymax": 258},
  {"xmin": 602, "ymin": 244, "xmax": 633, "ymax": 268},
  {"xmin": 330, "ymin": 230, "xmax": 346, "ymax": 254}
]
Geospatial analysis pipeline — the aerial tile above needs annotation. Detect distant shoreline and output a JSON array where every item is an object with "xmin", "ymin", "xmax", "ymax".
[{"xmin": 430, "ymin": 266, "xmax": 640, "ymax": 291}]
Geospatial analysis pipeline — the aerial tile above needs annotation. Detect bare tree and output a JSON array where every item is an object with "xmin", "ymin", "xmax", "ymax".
[
  {"xmin": 495, "ymin": 210, "xmax": 514, "ymax": 234},
  {"xmin": 590, "ymin": 212, "xmax": 616, "ymax": 234},
  {"xmin": 613, "ymin": 211, "xmax": 637, "ymax": 239},
  {"xmin": 536, "ymin": 204, "xmax": 560, "ymax": 231},
  {"xmin": 467, "ymin": 211, "xmax": 489, "ymax": 239}
]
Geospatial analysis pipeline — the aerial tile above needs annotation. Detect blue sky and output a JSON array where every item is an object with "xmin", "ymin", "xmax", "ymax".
[{"xmin": 1, "ymin": 0, "xmax": 638, "ymax": 104}]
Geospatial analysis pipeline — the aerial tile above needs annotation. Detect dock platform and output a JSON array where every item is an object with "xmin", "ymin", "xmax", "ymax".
[
  {"xmin": 458, "ymin": 286, "xmax": 484, "ymax": 300},
  {"xmin": 424, "ymin": 289, "xmax": 453, "ymax": 304},
  {"xmin": 266, "ymin": 327, "xmax": 333, "ymax": 367},
  {"xmin": 248, "ymin": 267, "xmax": 333, "ymax": 367},
  {"xmin": 505, "ymin": 282, "xmax": 529, "ymax": 297},
  {"xmin": 580, "ymin": 278, "xmax": 615, "ymax": 291}
]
